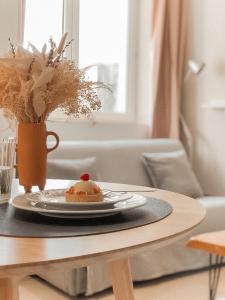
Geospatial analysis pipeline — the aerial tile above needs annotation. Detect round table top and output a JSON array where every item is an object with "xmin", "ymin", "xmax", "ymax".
[{"xmin": 0, "ymin": 179, "xmax": 205, "ymax": 273}]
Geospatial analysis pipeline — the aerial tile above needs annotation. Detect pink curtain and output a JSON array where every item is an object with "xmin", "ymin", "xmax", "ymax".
[{"xmin": 151, "ymin": 0, "xmax": 187, "ymax": 138}]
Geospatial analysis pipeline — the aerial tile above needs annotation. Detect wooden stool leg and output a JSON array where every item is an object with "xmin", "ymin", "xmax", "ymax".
[
  {"xmin": 109, "ymin": 258, "xmax": 135, "ymax": 300},
  {"xmin": 0, "ymin": 278, "xmax": 20, "ymax": 300}
]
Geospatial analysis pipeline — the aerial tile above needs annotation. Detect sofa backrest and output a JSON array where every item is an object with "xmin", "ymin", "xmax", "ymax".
[{"xmin": 48, "ymin": 139, "xmax": 183, "ymax": 186}]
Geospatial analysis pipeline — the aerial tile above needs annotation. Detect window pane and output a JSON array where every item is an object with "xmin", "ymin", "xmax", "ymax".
[
  {"xmin": 24, "ymin": 0, "xmax": 63, "ymax": 50},
  {"xmin": 79, "ymin": 0, "xmax": 129, "ymax": 113}
]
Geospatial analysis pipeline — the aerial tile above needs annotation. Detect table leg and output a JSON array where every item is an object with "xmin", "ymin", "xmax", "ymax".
[
  {"xmin": 109, "ymin": 257, "xmax": 135, "ymax": 300},
  {"xmin": 0, "ymin": 277, "xmax": 20, "ymax": 300}
]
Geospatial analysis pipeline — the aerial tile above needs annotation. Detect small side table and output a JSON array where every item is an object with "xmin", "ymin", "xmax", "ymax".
[{"xmin": 187, "ymin": 230, "xmax": 225, "ymax": 300}]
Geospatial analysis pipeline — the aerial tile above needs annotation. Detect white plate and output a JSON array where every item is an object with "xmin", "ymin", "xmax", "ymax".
[
  {"xmin": 39, "ymin": 211, "xmax": 119, "ymax": 219},
  {"xmin": 10, "ymin": 194, "xmax": 147, "ymax": 217},
  {"xmin": 26, "ymin": 189, "xmax": 133, "ymax": 210}
]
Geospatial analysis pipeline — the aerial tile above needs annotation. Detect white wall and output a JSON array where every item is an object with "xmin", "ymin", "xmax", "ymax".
[
  {"xmin": 183, "ymin": 0, "xmax": 225, "ymax": 195},
  {"xmin": 0, "ymin": 0, "xmax": 19, "ymax": 55},
  {"xmin": 0, "ymin": 0, "xmax": 151, "ymax": 141},
  {"xmin": 0, "ymin": 0, "xmax": 19, "ymax": 137}
]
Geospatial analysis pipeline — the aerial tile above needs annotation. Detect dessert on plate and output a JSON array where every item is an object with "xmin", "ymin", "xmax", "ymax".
[{"xmin": 65, "ymin": 173, "xmax": 103, "ymax": 203}]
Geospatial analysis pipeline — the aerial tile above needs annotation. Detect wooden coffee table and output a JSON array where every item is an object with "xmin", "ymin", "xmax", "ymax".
[{"xmin": 0, "ymin": 180, "xmax": 205, "ymax": 300}]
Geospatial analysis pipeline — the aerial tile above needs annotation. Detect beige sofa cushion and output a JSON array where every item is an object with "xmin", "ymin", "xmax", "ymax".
[{"xmin": 143, "ymin": 149, "xmax": 203, "ymax": 198}]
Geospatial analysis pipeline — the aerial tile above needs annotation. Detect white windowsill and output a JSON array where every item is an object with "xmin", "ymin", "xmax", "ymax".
[{"xmin": 48, "ymin": 111, "xmax": 136, "ymax": 125}]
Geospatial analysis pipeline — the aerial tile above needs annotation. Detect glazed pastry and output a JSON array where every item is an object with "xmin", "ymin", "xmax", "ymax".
[{"xmin": 65, "ymin": 173, "xmax": 103, "ymax": 202}]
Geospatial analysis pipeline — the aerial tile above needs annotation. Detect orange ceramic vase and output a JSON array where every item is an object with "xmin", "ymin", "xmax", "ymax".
[{"xmin": 17, "ymin": 123, "xmax": 59, "ymax": 193}]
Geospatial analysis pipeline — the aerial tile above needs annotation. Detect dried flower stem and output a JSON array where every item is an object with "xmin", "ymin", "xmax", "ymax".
[
  {"xmin": 8, "ymin": 38, "xmax": 16, "ymax": 58},
  {"xmin": 46, "ymin": 36, "xmax": 56, "ymax": 67},
  {"xmin": 27, "ymin": 57, "xmax": 35, "ymax": 80},
  {"xmin": 53, "ymin": 39, "xmax": 74, "ymax": 66}
]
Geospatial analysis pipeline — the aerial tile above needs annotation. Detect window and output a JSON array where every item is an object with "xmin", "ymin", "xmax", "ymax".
[
  {"xmin": 79, "ymin": 0, "xmax": 128, "ymax": 114},
  {"xmin": 23, "ymin": 0, "xmax": 137, "ymax": 120},
  {"xmin": 24, "ymin": 0, "xmax": 63, "ymax": 50}
]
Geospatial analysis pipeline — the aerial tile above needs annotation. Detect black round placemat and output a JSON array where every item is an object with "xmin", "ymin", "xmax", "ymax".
[{"xmin": 0, "ymin": 197, "xmax": 173, "ymax": 238}]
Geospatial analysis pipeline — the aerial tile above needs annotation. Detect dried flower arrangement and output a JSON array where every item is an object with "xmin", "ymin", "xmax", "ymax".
[{"xmin": 0, "ymin": 33, "xmax": 102, "ymax": 123}]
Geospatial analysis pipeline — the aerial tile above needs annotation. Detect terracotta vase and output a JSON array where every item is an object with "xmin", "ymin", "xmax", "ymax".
[{"xmin": 17, "ymin": 123, "xmax": 59, "ymax": 193}]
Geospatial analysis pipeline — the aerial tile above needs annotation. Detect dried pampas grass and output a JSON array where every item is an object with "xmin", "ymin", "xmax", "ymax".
[{"xmin": 0, "ymin": 34, "xmax": 102, "ymax": 123}]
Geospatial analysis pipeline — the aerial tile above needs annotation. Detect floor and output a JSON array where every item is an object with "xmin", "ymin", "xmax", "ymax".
[{"xmin": 20, "ymin": 268, "xmax": 225, "ymax": 300}]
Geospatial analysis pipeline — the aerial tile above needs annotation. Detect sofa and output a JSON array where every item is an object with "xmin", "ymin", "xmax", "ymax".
[{"xmin": 39, "ymin": 139, "xmax": 225, "ymax": 296}]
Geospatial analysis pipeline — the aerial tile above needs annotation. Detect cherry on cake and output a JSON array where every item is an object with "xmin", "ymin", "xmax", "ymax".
[{"xmin": 65, "ymin": 173, "xmax": 103, "ymax": 202}]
